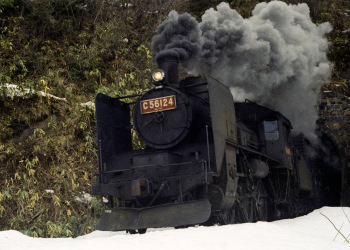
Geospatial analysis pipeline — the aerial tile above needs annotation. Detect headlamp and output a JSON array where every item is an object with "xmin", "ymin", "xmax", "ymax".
[{"xmin": 152, "ymin": 69, "xmax": 165, "ymax": 82}]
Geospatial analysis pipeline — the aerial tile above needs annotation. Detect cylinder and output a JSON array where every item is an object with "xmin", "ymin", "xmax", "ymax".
[{"xmin": 249, "ymin": 158, "xmax": 269, "ymax": 179}]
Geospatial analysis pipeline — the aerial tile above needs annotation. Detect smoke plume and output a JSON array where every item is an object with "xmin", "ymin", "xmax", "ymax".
[
  {"xmin": 152, "ymin": 11, "xmax": 201, "ymax": 67},
  {"xmin": 152, "ymin": 1, "xmax": 333, "ymax": 141}
]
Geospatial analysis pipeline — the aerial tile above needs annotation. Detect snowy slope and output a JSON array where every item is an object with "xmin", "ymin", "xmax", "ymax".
[{"xmin": 1, "ymin": 207, "xmax": 349, "ymax": 250}]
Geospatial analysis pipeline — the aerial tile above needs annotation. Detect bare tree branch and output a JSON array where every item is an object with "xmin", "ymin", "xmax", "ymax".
[
  {"xmin": 342, "ymin": 207, "xmax": 350, "ymax": 224},
  {"xmin": 320, "ymin": 213, "xmax": 350, "ymax": 243}
]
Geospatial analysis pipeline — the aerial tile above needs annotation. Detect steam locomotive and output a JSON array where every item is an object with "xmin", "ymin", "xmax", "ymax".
[{"xmin": 91, "ymin": 56, "xmax": 331, "ymax": 233}]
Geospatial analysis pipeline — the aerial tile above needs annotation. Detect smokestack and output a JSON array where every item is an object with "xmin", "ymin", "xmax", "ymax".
[
  {"xmin": 152, "ymin": 10, "xmax": 201, "ymax": 86},
  {"xmin": 157, "ymin": 56, "xmax": 179, "ymax": 86}
]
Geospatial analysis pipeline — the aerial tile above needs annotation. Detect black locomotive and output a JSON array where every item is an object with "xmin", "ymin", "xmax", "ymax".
[{"xmin": 91, "ymin": 56, "xmax": 331, "ymax": 232}]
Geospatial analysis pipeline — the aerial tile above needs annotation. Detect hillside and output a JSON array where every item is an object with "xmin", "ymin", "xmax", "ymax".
[{"xmin": 0, "ymin": 0, "xmax": 349, "ymax": 237}]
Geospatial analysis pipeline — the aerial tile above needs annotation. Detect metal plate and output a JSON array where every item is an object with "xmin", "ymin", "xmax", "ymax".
[
  {"xmin": 140, "ymin": 95, "xmax": 176, "ymax": 114},
  {"xmin": 97, "ymin": 199, "xmax": 211, "ymax": 231}
]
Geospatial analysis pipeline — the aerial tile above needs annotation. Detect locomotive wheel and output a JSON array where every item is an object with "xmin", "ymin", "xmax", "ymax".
[
  {"xmin": 241, "ymin": 198, "xmax": 255, "ymax": 222},
  {"xmin": 253, "ymin": 181, "xmax": 268, "ymax": 221},
  {"xmin": 236, "ymin": 197, "xmax": 254, "ymax": 223},
  {"xmin": 236, "ymin": 180, "xmax": 268, "ymax": 223},
  {"xmin": 221, "ymin": 206, "xmax": 236, "ymax": 224},
  {"xmin": 127, "ymin": 228, "xmax": 147, "ymax": 234}
]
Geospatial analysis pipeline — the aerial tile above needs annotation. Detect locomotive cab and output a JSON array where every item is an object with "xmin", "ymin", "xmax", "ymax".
[
  {"xmin": 261, "ymin": 116, "xmax": 293, "ymax": 169},
  {"xmin": 235, "ymin": 101, "xmax": 293, "ymax": 169}
]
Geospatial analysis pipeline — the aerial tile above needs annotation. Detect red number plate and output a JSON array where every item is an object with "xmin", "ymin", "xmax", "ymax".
[{"xmin": 140, "ymin": 95, "xmax": 177, "ymax": 114}]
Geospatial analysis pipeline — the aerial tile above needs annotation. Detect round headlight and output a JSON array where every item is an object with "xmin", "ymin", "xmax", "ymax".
[{"xmin": 152, "ymin": 69, "xmax": 165, "ymax": 82}]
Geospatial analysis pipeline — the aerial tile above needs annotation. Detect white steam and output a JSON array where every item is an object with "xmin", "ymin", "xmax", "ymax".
[{"xmin": 152, "ymin": 1, "xmax": 333, "ymax": 141}]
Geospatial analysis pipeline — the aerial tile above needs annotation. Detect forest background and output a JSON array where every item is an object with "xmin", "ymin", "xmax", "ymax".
[{"xmin": 0, "ymin": 0, "xmax": 349, "ymax": 238}]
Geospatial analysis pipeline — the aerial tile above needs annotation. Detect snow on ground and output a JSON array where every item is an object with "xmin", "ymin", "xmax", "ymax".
[
  {"xmin": 1, "ymin": 83, "xmax": 67, "ymax": 101},
  {"xmin": 1, "ymin": 207, "xmax": 349, "ymax": 250}
]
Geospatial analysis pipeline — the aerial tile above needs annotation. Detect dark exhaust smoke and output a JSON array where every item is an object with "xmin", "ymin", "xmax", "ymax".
[
  {"xmin": 152, "ymin": 1, "xmax": 333, "ymax": 141},
  {"xmin": 152, "ymin": 11, "xmax": 201, "ymax": 66}
]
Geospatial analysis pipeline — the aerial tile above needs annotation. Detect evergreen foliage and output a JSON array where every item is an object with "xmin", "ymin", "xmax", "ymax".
[{"xmin": 0, "ymin": 0, "xmax": 186, "ymax": 237}]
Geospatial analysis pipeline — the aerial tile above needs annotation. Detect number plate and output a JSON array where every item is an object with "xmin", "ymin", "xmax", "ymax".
[{"xmin": 140, "ymin": 95, "xmax": 177, "ymax": 114}]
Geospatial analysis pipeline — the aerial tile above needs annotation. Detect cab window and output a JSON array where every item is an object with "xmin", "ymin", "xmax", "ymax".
[{"xmin": 264, "ymin": 120, "xmax": 279, "ymax": 141}]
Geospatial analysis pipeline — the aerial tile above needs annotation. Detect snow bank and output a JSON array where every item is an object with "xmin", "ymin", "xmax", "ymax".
[
  {"xmin": 1, "ymin": 83, "xmax": 67, "ymax": 101},
  {"xmin": 1, "ymin": 207, "xmax": 349, "ymax": 250}
]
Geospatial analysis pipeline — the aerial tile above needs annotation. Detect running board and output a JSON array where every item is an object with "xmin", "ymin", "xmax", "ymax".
[{"xmin": 97, "ymin": 199, "xmax": 211, "ymax": 231}]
